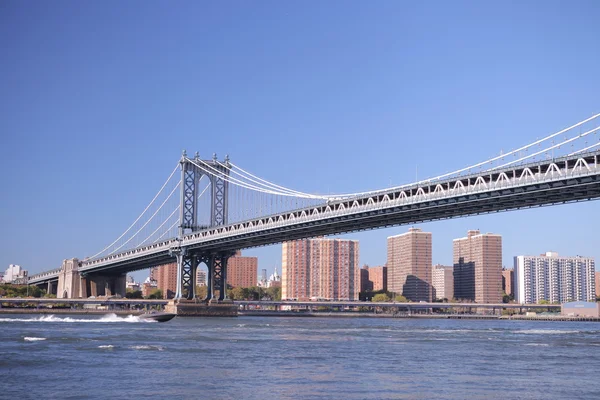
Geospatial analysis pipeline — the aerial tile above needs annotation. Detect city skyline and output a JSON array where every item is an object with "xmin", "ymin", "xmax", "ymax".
[
  {"xmin": 121, "ymin": 230, "xmax": 596, "ymax": 303},
  {"xmin": 9, "ymin": 217, "xmax": 600, "ymax": 285}
]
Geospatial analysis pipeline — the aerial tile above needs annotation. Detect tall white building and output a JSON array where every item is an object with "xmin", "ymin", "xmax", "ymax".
[
  {"xmin": 514, "ymin": 252, "xmax": 595, "ymax": 304},
  {"xmin": 432, "ymin": 265, "xmax": 454, "ymax": 301},
  {"xmin": 267, "ymin": 268, "xmax": 281, "ymax": 288},
  {"xmin": 2, "ymin": 264, "xmax": 28, "ymax": 283}
]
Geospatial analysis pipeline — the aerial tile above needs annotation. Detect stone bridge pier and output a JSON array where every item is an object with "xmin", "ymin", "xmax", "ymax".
[
  {"xmin": 46, "ymin": 281, "xmax": 58, "ymax": 296},
  {"xmin": 56, "ymin": 258, "xmax": 126, "ymax": 299},
  {"xmin": 86, "ymin": 274, "xmax": 126, "ymax": 298}
]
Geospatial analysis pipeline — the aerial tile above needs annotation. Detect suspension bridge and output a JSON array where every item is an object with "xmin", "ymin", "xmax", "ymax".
[{"xmin": 29, "ymin": 114, "xmax": 600, "ymax": 302}]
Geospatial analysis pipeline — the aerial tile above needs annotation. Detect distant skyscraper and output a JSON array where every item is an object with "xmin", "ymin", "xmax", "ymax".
[
  {"xmin": 453, "ymin": 230, "xmax": 502, "ymax": 303},
  {"xmin": 281, "ymin": 238, "xmax": 359, "ymax": 300},
  {"xmin": 267, "ymin": 268, "xmax": 281, "ymax": 288},
  {"xmin": 596, "ymin": 272, "xmax": 600, "ymax": 300},
  {"xmin": 432, "ymin": 264, "xmax": 454, "ymax": 301},
  {"xmin": 227, "ymin": 251, "xmax": 258, "ymax": 288},
  {"xmin": 387, "ymin": 228, "xmax": 432, "ymax": 302},
  {"xmin": 259, "ymin": 268, "xmax": 268, "ymax": 286},
  {"xmin": 514, "ymin": 252, "xmax": 595, "ymax": 304},
  {"xmin": 502, "ymin": 268, "xmax": 514, "ymax": 297}
]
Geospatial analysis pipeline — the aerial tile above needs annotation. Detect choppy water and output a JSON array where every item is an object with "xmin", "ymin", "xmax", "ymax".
[{"xmin": 2, "ymin": 314, "xmax": 600, "ymax": 399}]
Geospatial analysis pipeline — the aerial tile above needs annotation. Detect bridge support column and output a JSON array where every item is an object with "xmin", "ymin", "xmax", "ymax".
[
  {"xmin": 206, "ymin": 255, "xmax": 214, "ymax": 301},
  {"xmin": 173, "ymin": 248, "xmax": 200, "ymax": 300},
  {"xmin": 79, "ymin": 277, "xmax": 88, "ymax": 298},
  {"xmin": 205, "ymin": 252, "xmax": 234, "ymax": 302},
  {"xmin": 114, "ymin": 275, "xmax": 126, "ymax": 298}
]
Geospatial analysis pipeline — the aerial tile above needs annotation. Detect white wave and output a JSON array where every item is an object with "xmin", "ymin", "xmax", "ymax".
[
  {"xmin": 98, "ymin": 345, "xmax": 115, "ymax": 349},
  {"xmin": 24, "ymin": 337, "xmax": 46, "ymax": 341},
  {"xmin": 513, "ymin": 329, "xmax": 581, "ymax": 335},
  {"xmin": 130, "ymin": 345, "xmax": 164, "ymax": 351},
  {"xmin": 524, "ymin": 343, "xmax": 550, "ymax": 346},
  {"xmin": 0, "ymin": 313, "xmax": 154, "ymax": 323},
  {"xmin": 422, "ymin": 329, "xmax": 475, "ymax": 333}
]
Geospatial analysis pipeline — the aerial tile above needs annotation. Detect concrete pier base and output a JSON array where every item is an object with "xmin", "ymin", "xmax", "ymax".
[{"xmin": 165, "ymin": 299, "xmax": 238, "ymax": 317}]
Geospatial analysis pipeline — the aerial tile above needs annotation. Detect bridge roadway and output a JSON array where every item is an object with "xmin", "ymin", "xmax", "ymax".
[{"xmin": 29, "ymin": 150, "xmax": 600, "ymax": 281}]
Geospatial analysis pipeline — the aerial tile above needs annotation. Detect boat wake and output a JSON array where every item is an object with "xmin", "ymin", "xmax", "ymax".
[{"xmin": 0, "ymin": 313, "xmax": 156, "ymax": 323}]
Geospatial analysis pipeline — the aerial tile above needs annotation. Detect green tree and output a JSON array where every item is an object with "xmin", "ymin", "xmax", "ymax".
[
  {"xmin": 265, "ymin": 286, "xmax": 281, "ymax": 301},
  {"xmin": 126, "ymin": 289, "xmax": 143, "ymax": 299},
  {"xmin": 372, "ymin": 293, "xmax": 391, "ymax": 302},
  {"xmin": 246, "ymin": 286, "xmax": 261, "ymax": 300},
  {"xmin": 195, "ymin": 285, "xmax": 207, "ymax": 299},
  {"xmin": 147, "ymin": 289, "xmax": 163, "ymax": 299},
  {"xmin": 395, "ymin": 295, "xmax": 408, "ymax": 302},
  {"xmin": 0, "ymin": 284, "xmax": 44, "ymax": 298}
]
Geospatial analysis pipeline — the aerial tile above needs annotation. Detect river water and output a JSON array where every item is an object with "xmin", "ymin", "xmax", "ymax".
[{"xmin": 2, "ymin": 314, "xmax": 600, "ymax": 399}]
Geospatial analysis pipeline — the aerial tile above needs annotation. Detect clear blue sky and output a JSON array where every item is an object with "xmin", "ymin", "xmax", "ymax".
[{"xmin": 1, "ymin": 1, "xmax": 599, "ymax": 282}]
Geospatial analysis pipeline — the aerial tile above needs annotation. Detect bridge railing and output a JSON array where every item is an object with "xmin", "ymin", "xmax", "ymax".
[
  {"xmin": 28, "ymin": 268, "xmax": 61, "ymax": 283},
  {"xmin": 81, "ymin": 239, "xmax": 178, "ymax": 269},
  {"xmin": 180, "ymin": 152, "xmax": 599, "ymax": 246},
  {"xmin": 81, "ymin": 151, "xmax": 599, "ymax": 268}
]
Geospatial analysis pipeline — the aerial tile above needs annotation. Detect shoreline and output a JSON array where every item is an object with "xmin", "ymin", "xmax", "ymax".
[
  {"xmin": 3, "ymin": 308, "xmax": 599, "ymax": 322},
  {"xmin": 241, "ymin": 311, "xmax": 600, "ymax": 321}
]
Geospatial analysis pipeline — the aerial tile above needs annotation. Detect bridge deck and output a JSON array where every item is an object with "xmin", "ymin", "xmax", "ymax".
[{"xmin": 32, "ymin": 150, "xmax": 600, "ymax": 278}]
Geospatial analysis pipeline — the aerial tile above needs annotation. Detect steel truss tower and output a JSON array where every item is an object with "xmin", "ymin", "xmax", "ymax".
[{"xmin": 173, "ymin": 152, "xmax": 235, "ymax": 301}]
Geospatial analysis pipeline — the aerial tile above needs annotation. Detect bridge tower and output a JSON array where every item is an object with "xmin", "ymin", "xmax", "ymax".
[{"xmin": 174, "ymin": 151, "xmax": 234, "ymax": 301}]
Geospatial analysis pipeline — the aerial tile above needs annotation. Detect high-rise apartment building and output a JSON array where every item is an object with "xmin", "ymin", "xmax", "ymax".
[
  {"xmin": 153, "ymin": 262, "xmax": 177, "ymax": 299},
  {"xmin": 360, "ymin": 265, "xmax": 372, "ymax": 292},
  {"xmin": 514, "ymin": 252, "xmax": 595, "ymax": 304},
  {"xmin": 368, "ymin": 266, "xmax": 387, "ymax": 292},
  {"xmin": 387, "ymin": 228, "xmax": 432, "ymax": 302},
  {"xmin": 432, "ymin": 264, "xmax": 454, "ymax": 301},
  {"xmin": 227, "ymin": 251, "xmax": 258, "ymax": 288},
  {"xmin": 281, "ymin": 238, "xmax": 359, "ymax": 301},
  {"xmin": 595, "ymin": 272, "xmax": 600, "ymax": 299},
  {"xmin": 502, "ymin": 268, "xmax": 514, "ymax": 297},
  {"xmin": 453, "ymin": 230, "xmax": 502, "ymax": 303}
]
